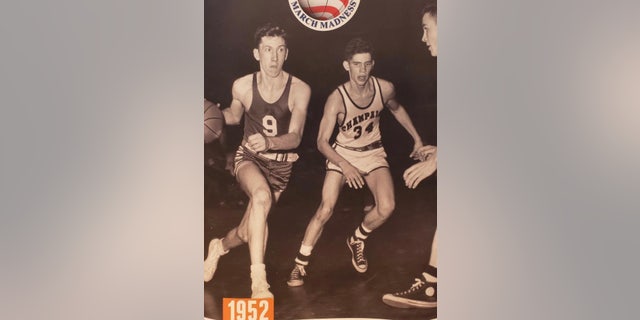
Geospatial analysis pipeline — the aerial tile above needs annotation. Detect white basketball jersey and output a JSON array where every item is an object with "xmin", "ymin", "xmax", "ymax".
[{"xmin": 336, "ymin": 77, "xmax": 384, "ymax": 148}]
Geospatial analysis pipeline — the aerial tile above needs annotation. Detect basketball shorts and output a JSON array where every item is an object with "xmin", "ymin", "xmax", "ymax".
[
  {"xmin": 233, "ymin": 146, "xmax": 294, "ymax": 192},
  {"xmin": 326, "ymin": 142, "xmax": 389, "ymax": 175}
]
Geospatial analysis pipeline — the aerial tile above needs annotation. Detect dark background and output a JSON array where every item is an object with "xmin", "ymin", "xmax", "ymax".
[{"xmin": 205, "ymin": 0, "xmax": 436, "ymax": 177}]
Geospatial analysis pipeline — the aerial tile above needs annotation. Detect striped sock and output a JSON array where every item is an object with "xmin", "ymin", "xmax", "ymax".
[
  {"xmin": 354, "ymin": 223, "xmax": 372, "ymax": 241},
  {"xmin": 294, "ymin": 245, "xmax": 312, "ymax": 266}
]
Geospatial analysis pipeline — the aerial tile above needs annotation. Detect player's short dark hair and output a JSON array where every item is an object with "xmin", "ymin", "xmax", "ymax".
[
  {"xmin": 343, "ymin": 37, "xmax": 375, "ymax": 61},
  {"xmin": 254, "ymin": 23, "xmax": 288, "ymax": 48},
  {"xmin": 421, "ymin": 1, "xmax": 437, "ymax": 20}
]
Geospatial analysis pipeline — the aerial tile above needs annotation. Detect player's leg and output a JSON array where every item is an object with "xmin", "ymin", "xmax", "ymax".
[
  {"xmin": 233, "ymin": 162, "xmax": 275, "ymax": 298},
  {"xmin": 361, "ymin": 167, "xmax": 395, "ymax": 229},
  {"xmin": 382, "ymin": 229, "xmax": 437, "ymax": 309},
  {"xmin": 260, "ymin": 190, "xmax": 282, "ymax": 254},
  {"xmin": 302, "ymin": 171, "xmax": 344, "ymax": 247},
  {"xmin": 204, "ymin": 161, "xmax": 267, "ymax": 283},
  {"xmin": 287, "ymin": 171, "xmax": 344, "ymax": 286},
  {"xmin": 347, "ymin": 167, "xmax": 395, "ymax": 273},
  {"xmin": 429, "ymin": 228, "xmax": 437, "ymax": 272}
]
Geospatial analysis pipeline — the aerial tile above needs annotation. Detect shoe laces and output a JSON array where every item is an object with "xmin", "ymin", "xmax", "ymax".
[
  {"xmin": 395, "ymin": 278, "xmax": 425, "ymax": 295},
  {"xmin": 354, "ymin": 241, "xmax": 365, "ymax": 263},
  {"xmin": 292, "ymin": 264, "xmax": 306, "ymax": 278}
]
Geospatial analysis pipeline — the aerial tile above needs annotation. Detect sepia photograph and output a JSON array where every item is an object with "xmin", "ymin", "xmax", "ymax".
[{"xmin": 204, "ymin": 1, "xmax": 437, "ymax": 318}]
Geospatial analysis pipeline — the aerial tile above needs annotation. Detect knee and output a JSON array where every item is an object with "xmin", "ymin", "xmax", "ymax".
[
  {"xmin": 313, "ymin": 202, "xmax": 335, "ymax": 225},
  {"xmin": 236, "ymin": 227, "xmax": 249, "ymax": 243},
  {"xmin": 376, "ymin": 199, "xmax": 395, "ymax": 218},
  {"xmin": 250, "ymin": 188, "xmax": 272, "ymax": 209}
]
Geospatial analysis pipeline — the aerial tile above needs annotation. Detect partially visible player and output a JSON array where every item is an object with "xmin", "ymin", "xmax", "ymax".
[
  {"xmin": 382, "ymin": 1, "xmax": 439, "ymax": 310},
  {"xmin": 203, "ymin": 22, "xmax": 311, "ymax": 299},
  {"xmin": 287, "ymin": 37, "xmax": 424, "ymax": 286}
]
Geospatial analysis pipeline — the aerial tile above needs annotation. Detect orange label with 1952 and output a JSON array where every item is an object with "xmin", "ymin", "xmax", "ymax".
[{"xmin": 222, "ymin": 298, "xmax": 274, "ymax": 320}]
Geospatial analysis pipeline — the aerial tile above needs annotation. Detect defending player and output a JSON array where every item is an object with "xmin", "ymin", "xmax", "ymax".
[
  {"xmin": 287, "ymin": 37, "xmax": 423, "ymax": 286},
  {"xmin": 204, "ymin": 23, "xmax": 311, "ymax": 298},
  {"xmin": 382, "ymin": 1, "xmax": 439, "ymax": 309}
]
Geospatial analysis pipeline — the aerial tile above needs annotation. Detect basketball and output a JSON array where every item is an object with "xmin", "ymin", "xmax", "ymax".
[
  {"xmin": 204, "ymin": 99, "xmax": 224, "ymax": 144},
  {"xmin": 300, "ymin": 0, "xmax": 348, "ymax": 20}
]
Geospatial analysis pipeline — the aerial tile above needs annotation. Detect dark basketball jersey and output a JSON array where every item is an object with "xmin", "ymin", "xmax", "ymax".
[
  {"xmin": 243, "ymin": 72, "xmax": 293, "ymax": 146},
  {"xmin": 336, "ymin": 77, "xmax": 384, "ymax": 148}
]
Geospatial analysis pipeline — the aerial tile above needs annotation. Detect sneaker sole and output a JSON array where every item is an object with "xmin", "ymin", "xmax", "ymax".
[
  {"xmin": 286, "ymin": 279, "xmax": 304, "ymax": 287},
  {"xmin": 346, "ymin": 238, "xmax": 368, "ymax": 273},
  {"xmin": 382, "ymin": 294, "xmax": 437, "ymax": 309}
]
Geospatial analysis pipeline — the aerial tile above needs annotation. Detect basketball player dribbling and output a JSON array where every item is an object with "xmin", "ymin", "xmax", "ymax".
[
  {"xmin": 382, "ymin": 1, "xmax": 439, "ymax": 311},
  {"xmin": 203, "ymin": 22, "xmax": 311, "ymax": 299},
  {"xmin": 287, "ymin": 37, "xmax": 424, "ymax": 286}
]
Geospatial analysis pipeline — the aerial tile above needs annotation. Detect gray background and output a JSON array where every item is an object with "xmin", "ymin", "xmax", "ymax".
[{"xmin": 2, "ymin": 0, "xmax": 639, "ymax": 319}]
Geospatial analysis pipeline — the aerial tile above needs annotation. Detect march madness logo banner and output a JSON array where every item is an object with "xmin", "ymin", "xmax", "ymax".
[{"xmin": 288, "ymin": 0, "xmax": 360, "ymax": 31}]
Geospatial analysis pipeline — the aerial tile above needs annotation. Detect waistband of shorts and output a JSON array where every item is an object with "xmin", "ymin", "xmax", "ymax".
[
  {"xmin": 259, "ymin": 151, "xmax": 299, "ymax": 162},
  {"xmin": 335, "ymin": 140, "xmax": 383, "ymax": 152},
  {"xmin": 240, "ymin": 145, "xmax": 299, "ymax": 162}
]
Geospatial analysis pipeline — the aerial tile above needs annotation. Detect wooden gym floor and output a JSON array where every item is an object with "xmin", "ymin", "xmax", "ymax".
[{"xmin": 204, "ymin": 152, "xmax": 437, "ymax": 320}]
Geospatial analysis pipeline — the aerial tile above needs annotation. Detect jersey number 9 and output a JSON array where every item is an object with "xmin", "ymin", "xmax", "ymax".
[{"xmin": 262, "ymin": 115, "xmax": 278, "ymax": 137}]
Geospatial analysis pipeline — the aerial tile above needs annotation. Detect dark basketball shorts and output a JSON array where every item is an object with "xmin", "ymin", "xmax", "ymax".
[{"xmin": 233, "ymin": 146, "xmax": 295, "ymax": 192}]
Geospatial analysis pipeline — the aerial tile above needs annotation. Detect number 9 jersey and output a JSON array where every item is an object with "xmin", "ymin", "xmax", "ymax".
[{"xmin": 243, "ymin": 72, "xmax": 293, "ymax": 150}]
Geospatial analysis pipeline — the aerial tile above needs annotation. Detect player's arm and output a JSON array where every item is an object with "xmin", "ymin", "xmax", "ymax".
[
  {"xmin": 381, "ymin": 80, "xmax": 424, "ymax": 155},
  {"xmin": 267, "ymin": 80, "xmax": 311, "ymax": 150},
  {"xmin": 221, "ymin": 77, "xmax": 249, "ymax": 125},
  {"xmin": 317, "ymin": 90, "xmax": 365, "ymax": 189}
]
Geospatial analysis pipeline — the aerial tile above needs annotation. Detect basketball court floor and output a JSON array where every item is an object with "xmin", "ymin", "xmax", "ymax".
[{"xmin": 205, "ymin": 152, "xmax": 437, "ymax": 320}]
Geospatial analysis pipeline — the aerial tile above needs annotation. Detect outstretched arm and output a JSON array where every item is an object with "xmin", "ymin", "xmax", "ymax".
[{"xmin": 382, "ymin": 81, "xmax": 423, "ymax": 156}]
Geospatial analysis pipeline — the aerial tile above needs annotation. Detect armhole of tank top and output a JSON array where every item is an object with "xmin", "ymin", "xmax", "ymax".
[
  {"xmin": 283, "ymin": 73, "xmax": 293, "ymax": 109},
  {"xmin": 374, "ymin": 77, "xmax": 386, "ymax": 108},
  {"xmin": 337, "ymin": 86, "xmax": 348, "ymax": 127},
  {"xmin": 250, "ymin": 72, "xmax": 259, "ymax": 107}
]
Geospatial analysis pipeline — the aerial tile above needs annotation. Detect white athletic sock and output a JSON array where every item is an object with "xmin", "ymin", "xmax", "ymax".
[
  {"xmin": 251, "ymin": 263, "xmax": 266, "ymax": 274},
  {"xmin": 299, "ymin": 244, "xmax": 312, "ymax": 256},
  {"xmin": 295, "ymin": 244, "xmax": 312, "ymax": 266},
  {"xmin": 354, "ymin": 223, "xmax": 372, "ymax": 240}
]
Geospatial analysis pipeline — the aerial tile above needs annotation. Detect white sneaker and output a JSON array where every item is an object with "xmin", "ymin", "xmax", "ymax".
[
  {"xmin": 251, "ymin": 282, "xmax": 274, "ymax": 299},
  {"xmin": 204, "ymin": 238, "xmax": 227, "ymax": 282}
]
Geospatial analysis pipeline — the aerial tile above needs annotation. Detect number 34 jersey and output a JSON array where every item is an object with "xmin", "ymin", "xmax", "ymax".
[
  {"xmin": 336, "ymin": 77, "xmax": 384, "ymax": 149},
  {"xmin": 243, "ymin": 72, "xmax": 293, "ymax": 148}
]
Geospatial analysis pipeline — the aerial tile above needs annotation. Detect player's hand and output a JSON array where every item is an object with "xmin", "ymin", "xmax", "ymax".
[
  {"xmin": 204, "ymin": 98, "xmax": 221, "ymax": 108},
  {"xmin": 403, "ymin": 154, "xmax": 437, "ymax": 189},
  {"xmin": 339, "ymin": 161, "xmax": 365, "ymax": 189},
  {"xmin": 411, "ymin": 145, "xmax": 437, "ymax": 161},
  {"xmin": 409, "ymin": 140, "xmax": 424, "ymax": 158},
  {"xmin": 246, "ymin": 133, "xmax": 272, "ymax": 153}
]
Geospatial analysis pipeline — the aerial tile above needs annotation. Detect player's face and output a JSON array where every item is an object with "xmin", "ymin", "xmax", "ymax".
[
  {"xmin": 344, "ymin": 53, "xmax": 374, "ymax": 87},
  {"xmin": 254, "ymin": 36, "xmax": 288, "ymax": 77},
  {"xmin": 422, "ymin": 13, "xmax": 438, "ymax": 57}
]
